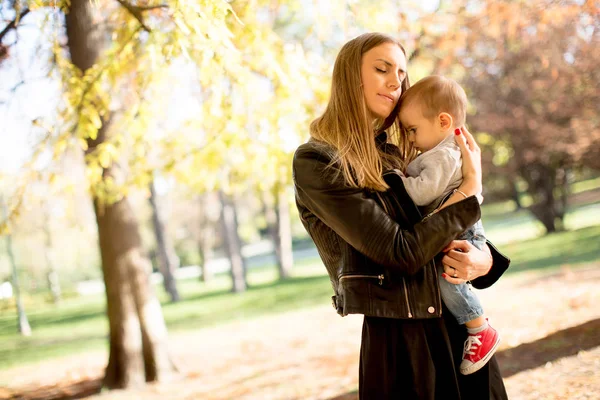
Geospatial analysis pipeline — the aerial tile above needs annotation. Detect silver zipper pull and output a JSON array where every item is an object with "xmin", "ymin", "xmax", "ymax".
[{"xmin": 378, "ymin": 274, "xmax": 384, "ymax": 285}]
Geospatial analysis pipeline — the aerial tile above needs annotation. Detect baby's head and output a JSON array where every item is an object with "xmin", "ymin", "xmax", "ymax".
[{"xmin": 398, "ymin": 75, "xmax": 467, "ymax": 152}]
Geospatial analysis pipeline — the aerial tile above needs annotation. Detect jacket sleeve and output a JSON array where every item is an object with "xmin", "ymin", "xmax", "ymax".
[
  {"xmin": 471, "ymin": 240, "xmax": 511, "ymax": 289},
  {"xmin": 293, "ymin": 145, "xmax": 481, "ymax": 276}
]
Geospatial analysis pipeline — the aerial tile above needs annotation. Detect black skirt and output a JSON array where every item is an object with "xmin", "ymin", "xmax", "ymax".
[{"xmin": 359, "ymin": 304, "xmax": 508, "ymax": 400}]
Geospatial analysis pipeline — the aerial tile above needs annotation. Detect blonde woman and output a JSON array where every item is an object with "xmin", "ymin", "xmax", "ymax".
[{"xmin": 293, "ymin": 33, "xmax": 510, "ymax": 399}]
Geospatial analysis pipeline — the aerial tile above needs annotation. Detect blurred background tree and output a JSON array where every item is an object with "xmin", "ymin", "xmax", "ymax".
[{"xmin": 398, "ymin": 0, "xmax": 600, "ymax": 232}]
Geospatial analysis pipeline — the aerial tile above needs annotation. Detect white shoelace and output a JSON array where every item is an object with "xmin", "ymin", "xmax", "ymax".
[{"xmin": 463, "ymin": 335, "xmax": 482, "ymax": 355}]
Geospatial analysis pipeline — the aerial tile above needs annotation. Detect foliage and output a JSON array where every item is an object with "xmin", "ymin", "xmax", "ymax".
[
  {"xmin": 1, "ymin": 0, "xmax": 316, "ymax": 231},
  {"xmin": 397, "ymin": 0, "xmax": 600, "ymax": 231}
]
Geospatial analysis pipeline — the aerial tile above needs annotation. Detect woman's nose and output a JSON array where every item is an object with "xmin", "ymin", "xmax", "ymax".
[{"xmin": 388, "ymin": 74, "xmax": 401, "ymax": 88}]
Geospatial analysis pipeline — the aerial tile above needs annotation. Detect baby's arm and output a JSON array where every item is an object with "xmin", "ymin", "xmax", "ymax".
[{"xmin": 437, "ymin": 186, "xmax": 484, "ymax": 211}]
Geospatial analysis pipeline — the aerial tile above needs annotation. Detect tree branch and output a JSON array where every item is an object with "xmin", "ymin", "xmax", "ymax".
[
  {"xmin": 115, "ymin": 0, "xmax": 168, "ymax": 32},
  {"xmin": 0, "ymin": 8, "xmax": 30, "ymax": 42},
  {"xmin": 136, "ymin": 4, "xmax": 169, "ymax": 11}
]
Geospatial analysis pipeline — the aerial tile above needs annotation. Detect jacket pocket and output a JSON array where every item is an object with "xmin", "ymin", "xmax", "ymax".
[{"xmin": 339, "ymin": 273, "xmax": 385, "ymax": 286}]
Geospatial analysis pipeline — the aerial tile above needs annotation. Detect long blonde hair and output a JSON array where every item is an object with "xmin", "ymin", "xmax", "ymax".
[{"xmin": 310, "ymin": 33, "xmax": 415, "ymax": 191}]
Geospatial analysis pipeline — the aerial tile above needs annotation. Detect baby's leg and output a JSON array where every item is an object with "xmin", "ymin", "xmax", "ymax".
[
  {"xmin": 438, "ymin": 269, "xmax": 500, "ymax": 375},
  {"xmin": 464, "ymin": 316, "xmax": 486, "ymax": 329},
  {"xmin": 438, "ymin": 269, "xmax": 483, "ymax": 325}
]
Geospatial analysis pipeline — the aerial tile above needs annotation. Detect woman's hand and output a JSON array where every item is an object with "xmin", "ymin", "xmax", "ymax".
[
  {"xmin": 454, "ymin": 127, "xmax": 482, "ymax": 196},
  {"xmin": 441, "ymin": 240, "xmax": 493, "ymax": 284}
]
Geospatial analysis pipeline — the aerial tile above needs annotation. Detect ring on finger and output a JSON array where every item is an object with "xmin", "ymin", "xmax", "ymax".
[{"xmin": 451, "ymin": 267, "xmax": 458, "ymax": 278}]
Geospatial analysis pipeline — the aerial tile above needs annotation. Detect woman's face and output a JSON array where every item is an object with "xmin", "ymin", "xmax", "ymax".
[{"xmin": 360, "ymin": 42, "xmax": 407, "ymax": 120}]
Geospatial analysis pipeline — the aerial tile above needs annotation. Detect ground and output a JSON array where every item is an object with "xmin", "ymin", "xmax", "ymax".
[{"xmin": 1, "ymin": 265, "xmax": 599, "ymax": 400}]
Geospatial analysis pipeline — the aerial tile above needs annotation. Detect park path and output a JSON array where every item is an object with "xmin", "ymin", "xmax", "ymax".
[{"xmin": 2, "ymin": 265, "xmax": 599, "ymax": 400}]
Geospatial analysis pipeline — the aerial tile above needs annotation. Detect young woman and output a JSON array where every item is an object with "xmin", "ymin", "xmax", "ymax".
[{"xmin": 293, "ymin": 32, "xmax": 509, "ymax": 399}]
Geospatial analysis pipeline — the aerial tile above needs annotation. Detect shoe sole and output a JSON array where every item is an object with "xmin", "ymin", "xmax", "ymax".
[{"xmin": 460, "ymin": 334, "xmax": 501, "ymax": 376}]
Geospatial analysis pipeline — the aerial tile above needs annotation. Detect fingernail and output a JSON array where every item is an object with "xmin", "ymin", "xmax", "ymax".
[
  {"xmin": 454, "ymin": 128, "xmax": 461, "ymax": 136},
  {"xmin": 442, "ymin": 273, "xmax": 448, "ymax": 278}
]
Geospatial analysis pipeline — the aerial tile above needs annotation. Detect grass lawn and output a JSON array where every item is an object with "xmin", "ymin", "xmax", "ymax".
[
  {"xmin": 0, "ymin": 267, "xmax": 334, "ymax": 372},
  {"xmin": 481, "ymin": 198, "xmax": 600, "ymax": 246},
  {"xmin": 1, "ymin": 199, "xmax": 599, "ymax": 373}
]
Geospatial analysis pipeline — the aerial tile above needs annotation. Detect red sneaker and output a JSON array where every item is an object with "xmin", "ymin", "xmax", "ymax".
[{"xmin": 459, "ymin": 323, "xmax": 500, "ymax": 375}]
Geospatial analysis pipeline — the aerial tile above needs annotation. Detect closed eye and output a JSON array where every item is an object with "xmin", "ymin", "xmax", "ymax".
[{"xmin": 376, "ymin": 67, "xmax": 386, "ymax": 73}]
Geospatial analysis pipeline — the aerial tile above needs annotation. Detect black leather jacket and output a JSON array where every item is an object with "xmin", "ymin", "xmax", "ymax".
[{"xmin": 293, "ymin": 138, "xmax": 510, "ymax": 320}]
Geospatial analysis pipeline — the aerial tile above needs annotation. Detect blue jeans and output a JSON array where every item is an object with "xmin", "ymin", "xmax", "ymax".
[{"xmin": 439, "ymin": 221, "xmax": 486, "ymax": 325}]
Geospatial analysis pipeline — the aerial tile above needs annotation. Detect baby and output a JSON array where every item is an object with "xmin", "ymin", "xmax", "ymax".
[{"xmin": 398, "ymin": 75, "xmax": 500, "ymax": 375}]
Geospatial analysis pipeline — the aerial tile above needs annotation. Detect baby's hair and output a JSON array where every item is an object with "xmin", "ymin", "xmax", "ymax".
[{"xmin": 399, "ymin": 75, "xmax": 468, "ymax": 126}]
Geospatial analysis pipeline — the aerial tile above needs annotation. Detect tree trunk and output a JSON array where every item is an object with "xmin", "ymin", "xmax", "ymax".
[
  {"xmin": 275, "ymin": 187, "xmax": 294, "ymax": 279},
  {"xmin": 197, "ymin": 195, "xmax": 214, "ymax": 283},
  {"xmin": 219, "ymin": 191, "xmax": 247, "ymax": 293},
  {"xmin": 198, "ymin": 223, "xmax": 214, "ymax": 283},
  {"xmin": 556, "ymin": 166, "xmax": 570, "ymax": 223},
  {"xmin": 1, "ymin": 198, "xmax": 31, "ymax": 336},
  {"xmin": 265, "ymin": 187, "xmax": 293, "ymax": 280},
  {"xmin": 510, "ymin": 179, "xmax": 523, "ymax": 210},
  {"xmin": 149, "ymin": 182, "xmax": 180, "ymax": 302},
  {"xmin": 520, "ymin": 162, "xmax": 564, "ymax": 233},
  {"xmin": 65, "ymin": 0, "xmax": 176, "ymax": 389},
  {"xmin": 43, "ymin": 219, "xmax": 61, "ymax": 304}
]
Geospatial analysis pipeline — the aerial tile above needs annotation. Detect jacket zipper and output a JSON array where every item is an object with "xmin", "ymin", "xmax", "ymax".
[
  {"xmin": 401, "ymin": 277, "xmax": 413, "ymax": 318},
  {"xmin": 377, "ymin": 187, "xmax": 413, "ymax": 318},
  {"xmin": 421, "ymin": 190, "xmax": 454, "ymax": 221},
  {"xmin": 339, "ymin": 274, "xmax": 384, "ymax": 285}
]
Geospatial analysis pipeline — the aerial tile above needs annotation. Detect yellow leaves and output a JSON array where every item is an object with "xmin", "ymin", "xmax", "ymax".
[
  {"xmin": 475, "ymin": 132, "xmax": 494, "ymax": 146},
  {"xmin": 78, "ymin": 138, "xmax": 89, "ymax": 151},
  {"xmin": 174, "ymin": 16, "xmax": 192, "ymax": 36},
  {"xmin": 53, "ymin": 138, "xmax": 68, "ymax": 161},
  {"xmin": 85, "ymin": 161, "xmax": 103, "ymax": 187},
  {"xmin": 80, "ymin": 118, "xmax": 98, "ymax": 141},
  {"xmin": 29, "ymin": 0, "xmax": 69, "ymax": 12},
  {"xmin": 172, "ymin": 0, "xmax": 237, "ymax": 51},
  {"xmin": 492, "ymin": 141, "xmax": 513, "ymax": 168},
  {"xmin": 0, "ymin": 221, "xmax": 9, "ymax": 236},
  {"xmin": 91, "ymin": 175, "xmax": 125, "ymax": 208},
  {"xmin": 26, "ymin": 0, "xmax": 321, "ymax": 201},
  {"xmin": 88, "ymin": 107, "xmax": 103, "ymax": 130},
  {"xmin": 97, "ymin": 148, "xmax": 112, "ymax": 169}
]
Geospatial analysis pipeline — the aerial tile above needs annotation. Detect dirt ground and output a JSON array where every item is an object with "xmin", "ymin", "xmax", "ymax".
[{"xmin": 2, "ymin": 265, "xmax": 599, "ymax": 400}]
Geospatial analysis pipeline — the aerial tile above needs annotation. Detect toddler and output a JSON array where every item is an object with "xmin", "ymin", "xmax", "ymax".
[{"xmin": 397, "ymin": 75, "xmax": 500, "ymax": 375}]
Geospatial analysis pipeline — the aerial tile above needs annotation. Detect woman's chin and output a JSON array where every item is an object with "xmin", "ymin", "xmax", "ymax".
[{"xmin": 372, "ymin": 111, "xmax": 391, "ymax": 121}]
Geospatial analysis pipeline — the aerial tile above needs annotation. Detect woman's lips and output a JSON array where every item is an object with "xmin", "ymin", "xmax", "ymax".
[{"xmin": 378, "ymin": 94, "xmax": 394, "ymax": 103}]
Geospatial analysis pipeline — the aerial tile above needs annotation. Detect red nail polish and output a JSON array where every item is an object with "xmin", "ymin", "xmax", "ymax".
[
  {"xmin": 454, "ymin": 128, "xmax": 461, "ymax": 135},
  {"xmin": 442, "ymin": 273, "xmax": 448, "ymax": 278}
]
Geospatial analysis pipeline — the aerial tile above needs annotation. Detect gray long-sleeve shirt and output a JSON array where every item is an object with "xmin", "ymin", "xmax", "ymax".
[
  {"xmin": 402, "ymin": 135, "xmax": 463, "ymax": 213},
  {"xmin": 401, "ymin": 134, "xmax": 486, "ymax": 249}
]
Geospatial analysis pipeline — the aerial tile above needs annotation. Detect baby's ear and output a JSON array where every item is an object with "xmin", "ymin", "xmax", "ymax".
[{"xmin": 438, "ymin": 112, "xmax": 453, "ymax": 130}]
